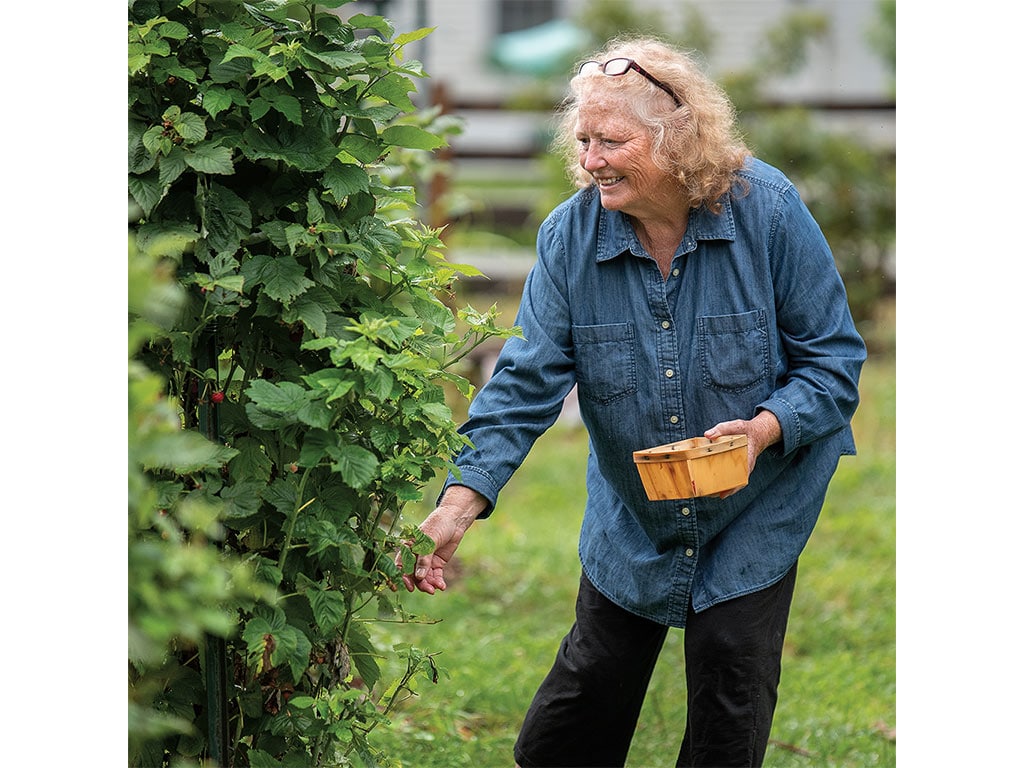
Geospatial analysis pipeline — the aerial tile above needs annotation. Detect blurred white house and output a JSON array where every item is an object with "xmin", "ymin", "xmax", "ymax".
[{"xmin": 341, "ymin": 0, "xmax": 894, "ymax": 155}]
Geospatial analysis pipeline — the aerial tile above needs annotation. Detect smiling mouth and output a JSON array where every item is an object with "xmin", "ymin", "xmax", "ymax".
[{"xmin": 595, "ymin": 176, "xmax": 624, "ymax": 188}]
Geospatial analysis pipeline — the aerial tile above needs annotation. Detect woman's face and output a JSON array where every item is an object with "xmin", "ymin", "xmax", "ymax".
[{"xmin": 574, "ymin": 94, "xmax": 679, "ymax": 220}]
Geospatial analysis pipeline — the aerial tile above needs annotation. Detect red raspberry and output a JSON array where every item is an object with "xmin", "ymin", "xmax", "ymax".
[{"xmin": 211, "ymin": 391, "xmax": 225, "ymax": 403}]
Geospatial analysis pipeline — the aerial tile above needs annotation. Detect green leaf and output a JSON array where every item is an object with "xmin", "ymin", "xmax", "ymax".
[
  {"xmin": 368, "ymin": 73, "xmax": 415, "ymax": 112},
  {"xmin": 247, "ymin": 380, "xmax": 308, "ymax": 413},
  {"xmin": 157, "ymin": 20, "xmax": 189, "ymax": 40},
  {"xmin": 327, "ymin": 444, "xmax": 378, "ymax": 489},
  {"xmin": 248, "ymin": 749, "xmax": 284, "ymax": 768},
  {"xmin": 266, "ymin": 91, "xmax": 304, "ymax": 125},
  {"xmin": 364, "ymin": 367, "xmax": 395, "ymax": 401},
  {"xmin": 338, "ymin": 134, "xmax": 383, "ymax": 165},
  {"xmin": 345, "ymin": 622, "xmax": 381, "ymax": 690},
  {"xmin": 240, "ymin": 253, "xmax": 314, "ymax": 304},
  {"xmin": 220, "ymin": 480, "xmax": 264, "ymax": 520},
  {"xmin": 135, "ymin": 430, "xmax": 238, "ymax": 473},
  {"xmin": 369, "ymin": 422, "xmax": 399, "ymax": 452},
  {"xmin": 381, "ymin": 124, "xmax": 446, "ymax": 151},
  {"xmin": 228, "ymin": 437, "xmax": 274, "ymax": 484},
  {"xmin": 348, "ymin": 13, "xmax": 395, "ymax": 38},
  {"xmin": 298, "ymin": 428, "xmax": 338, "ymax": 467},
  {"xmin": 141, "ymin": 124, "xmax": 171, "ymax": 156},
  {"xmin": 185, "ymin": 143, "xmax": 235, "ymax": 174},
  {"xmin": 128, "ymin": 171, "xmax": 164, "ymax": 218},
  {"xmin": 135, "ymin": 222, "xmax": 199, "ymax": 260},
  {"xmin": 201, "ymin": 86, "xmax": 234, "ymax": 118},
  {"xmin": 323, "ymin": 161, "xmax": 370, "ymax": 199},
  {"xmin": 395, "ymin": 27, "xmax": 435, "ymax": 46},
  {"xmin": 308, "ymin": 588, "xmax": 346, "ymax": 633},
  {"xmin": 170, "ymin": 110, "xmax": 207, "ymax": 144},
  {"xmin": 282, "ymin": 292, "xmax": 328, "ymax": 337},
  {"xmin": 158, "ymin": 148, "xmax": 188, "ymax": 186},
  {"xmin": 202, "ymin": 183, "xmax": 251, "ymax": 254},
  {"xmin": 306, "ymin": 49, "xmax": 366, "ymax": 72},
  {"xmin": 222, "ymin": 43, "xmax": 259, "ymax": 64},
  {"xmin": 243, "ymin": 124, "xmax": 339, "ymax": 171},
  {"xmin": 302, "ymin": 370, "xmax": 356, "ymax": 404},
  {"xmin": 128, "ymin": 120, "xmax": 156, "ymax": 173}
]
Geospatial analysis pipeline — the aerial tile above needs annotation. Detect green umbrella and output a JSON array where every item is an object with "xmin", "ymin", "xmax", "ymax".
[{"xmin": 489, "ymin": 19, "xmax": 591, "ymax": 77}]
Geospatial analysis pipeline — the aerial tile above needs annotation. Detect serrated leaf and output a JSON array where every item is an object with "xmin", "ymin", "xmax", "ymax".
[
  {"xmin": 158, "ymin": 148, "xmax": 188, "ymax": 185},
  {"xmin": 298, "ymin": 428, "xmax": 338, "ymax": 467},
  {"xmin": 247, "ymin": 749, "xmax": 281, "ymax": 768},
  {"xmin": 327, "ymin": 444, "xmax": 378, "ymax": 489},
  {"xmin": 308, "ymin": 588, "xmax": 346, "ymax": 633},
  {"xmin": 128, "ymin": 120, "xmax": 157, "ymax": 173},
  {"xmin": 338, "ymin": 134, "xmax": 383, "ymax": 165},
  {"xmin": 364, "ymin": 367, "xmax": 395, "ymax": 401},
  {"xmin": 240, "ymin": 253, "xmax": 314, "ymax": 304},
  {"xmin": 282, "ymin": 292, "xmax": 328, "ymax": 337},
  {"xmin": 185, "ymin": 143, "xmax": 235, "ymax": 174},
  {"xmin": 303, "ymin": 370, "xmax": 356, "ymax": 404},
  {"xmin": 307, "ymin": 49, "xmax": 365, "ymax": 72},
  {"xmin": 157, "ymin": 20, "xmax": 189, "ymax": 40},
  {"xmin": 247, "ymin": 379, "xmax": 309, "ymax": 415},
  {"xmin": 348, "ymin": 12, "xmax": 394, "ymax": 37},
  {"xmin": 369, "ymin": 422, "xmax": 399, "ymax": 452},
  {"xmin": 128, "ymin": 171, "xmax": 164, "ymax": 218},
  {"xmin": 242, "ymin": 124, "xmax": 338, "ymax": 171},
  {"xmin": 172, "ymin": 111, "xmax": 207, "ymax": 143},
  {"xmin": 134, "ymin": 431, "xmax": 238, "ymax": 473},
  {"xmin": 323, "ymin": 161, "xmax": 370, "ymax": 199},
  {"xmin": 395, "ymin": 27, "xmax": 435, "ymax": 46},
  {"xmin": 345, "ymin": 622, "xmax": 381, "ymax": 690},
  {"xmin": 201, "ymin": 86, "xmax": 234, "ymax": 118},
  {"xmin": 220, "ymin": 480, "xmax": 264, "ymax": 520},
  {"xmin": 136, "ymin": 222, "xmax": 199, "ymax": 260},
  {"xmin": 227, "ymin": 437, "xmax": 274, "ymax": 483},
  {"xmin": 141, "ymin": 124, "xmax": 170, "ymax": 156},
  {"xmin": 381, "ymin": 124, "xmax": 445, "ymax": 151},
  {"xmin": 278, "ymin": 624, "xmax": 313, "ymax": 683},
  {"xmin": 268, "ymin": 92, "xmax": 303, "ymax": 125},
  {"xmin": 203, "ymin": 183, "xmax": 251, "ymax": 254},
  {"xmin": 222, "ymin": 43, "xmax": 259, "ymax": 63},
  {"xmin": 368, "ymin": 73, "xmax": 415, "ymax": 112}
]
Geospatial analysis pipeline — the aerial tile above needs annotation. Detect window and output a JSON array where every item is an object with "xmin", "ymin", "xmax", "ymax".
[{"xmin": 498, "ymin": 0, "xmax": 558, "ymax": 34}]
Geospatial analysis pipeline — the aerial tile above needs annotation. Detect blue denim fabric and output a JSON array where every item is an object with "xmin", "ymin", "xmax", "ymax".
[{"xmin": 445, "ymin": 158, "xmax": 866, "ymax": 627}]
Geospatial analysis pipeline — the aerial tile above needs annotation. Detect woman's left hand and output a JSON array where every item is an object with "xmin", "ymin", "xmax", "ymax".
[{"xmin": 704, "ymin": 411, "xmax": 782, "ymax": 498}]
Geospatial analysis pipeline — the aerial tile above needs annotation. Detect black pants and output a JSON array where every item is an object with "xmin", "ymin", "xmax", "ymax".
[{"xmin": 513, "ymin": 565, "xmax": 798, "ymax": 768}]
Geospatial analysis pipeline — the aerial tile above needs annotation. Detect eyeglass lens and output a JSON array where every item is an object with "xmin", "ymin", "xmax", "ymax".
[{"xmin": 578, "ymin": 58, "xmax": 681, "ymax": 107}]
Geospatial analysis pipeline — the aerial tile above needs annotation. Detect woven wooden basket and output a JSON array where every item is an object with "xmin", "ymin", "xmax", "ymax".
[{"xmin": 633, "ymin": 435, "xmax": 749, "ymax": 500}]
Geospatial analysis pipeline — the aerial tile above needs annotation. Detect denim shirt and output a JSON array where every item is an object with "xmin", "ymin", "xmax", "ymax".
[{"xmin": 444, "ymin": 158, "xmax": 866, "ymax": 628}]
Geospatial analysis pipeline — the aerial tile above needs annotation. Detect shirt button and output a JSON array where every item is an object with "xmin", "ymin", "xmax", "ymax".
[
  {"xmin": 681, "ymin": 506, "xmax": 690, "ymax": 516},
  {"xmin": 685, "ymin": 548, "xmax": 694, "ymax": 557},
  {"xmin": 669, "ymin": 415, "xmax": 679, "ymax": 424},
  {"xmin": 665, "ymin": 368, "xmax": 674, "ymax": 378},
  {"xmin": 672, "ymin": 268, "xmax": 680, "ymax": 277},
  {"xmin": 661, "ymin": 320, "xmax": 671, "ymax": 329}
]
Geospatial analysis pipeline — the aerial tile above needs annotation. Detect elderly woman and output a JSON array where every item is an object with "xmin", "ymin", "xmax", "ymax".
[{"xmin": 403, "ymin": 36, "xmax": 866, "ymax": 768}]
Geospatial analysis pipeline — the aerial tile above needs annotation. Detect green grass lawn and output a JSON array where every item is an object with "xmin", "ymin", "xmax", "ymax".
[{"xmin": 371, "ymin": 353, "xmax": 895, "ymax": 767}]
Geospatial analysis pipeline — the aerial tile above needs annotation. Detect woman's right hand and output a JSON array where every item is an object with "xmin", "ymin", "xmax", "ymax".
[{"xmin": 400, "ymin": 485, "xmax": 486, "ymax": 594}]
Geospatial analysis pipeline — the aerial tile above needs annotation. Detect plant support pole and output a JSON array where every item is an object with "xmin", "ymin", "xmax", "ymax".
[{"xmin": 199, "ymin": 324, "xmax": 230, "ymax": 766}]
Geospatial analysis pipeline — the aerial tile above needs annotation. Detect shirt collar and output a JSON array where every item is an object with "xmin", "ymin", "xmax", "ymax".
[{"xmin": 594, "ymin": 192, "xmax": 737, "ymax": 263}]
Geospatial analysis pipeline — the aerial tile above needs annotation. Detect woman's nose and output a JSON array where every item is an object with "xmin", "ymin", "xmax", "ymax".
[{"xmin": 580, "ymin": 145, "xmax": 604, "ymax": 171}]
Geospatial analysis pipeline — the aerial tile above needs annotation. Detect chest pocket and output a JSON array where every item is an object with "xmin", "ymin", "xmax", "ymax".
[
  {"xmin": 573, "ymin": 323, "xmax": 638, "ymax": 405},
  {"xmin": 698, "ymin": 310, "xmax": 770, "ymax": 393}
]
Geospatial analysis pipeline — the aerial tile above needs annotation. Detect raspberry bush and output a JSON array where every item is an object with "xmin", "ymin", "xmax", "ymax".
[{"xmin": 128, "ymin": 1, "xmax": 517, "ymax": 765}]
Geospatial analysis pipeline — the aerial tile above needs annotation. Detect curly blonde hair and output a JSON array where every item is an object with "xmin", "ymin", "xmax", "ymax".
[{"xmin": 553, "ymin": 36, "xmax": 751, "ymax": 213}]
